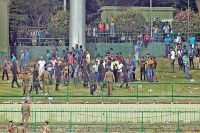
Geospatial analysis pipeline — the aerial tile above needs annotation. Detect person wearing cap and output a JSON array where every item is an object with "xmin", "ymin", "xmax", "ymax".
[
  {"xmin": 41, "ymin": 66, "xmax": 50, "ymax": 94},
  {"xmin": 104, "ymin": 67, "xmax": 115, "ymax": 95},
  {"xmin": 21, "ymin": 99, "xmax": 30, "ymax": 127},
  {"xmin": 11, "ymin": 61, "xmax": 21, "ymax": 88},
  {"xmin": 20, "ymin": 50, "xmax": 25, "ymax": 74},
  {"xmin": 7, "ymin": 120, "xmax": 14, "ymax": 133},
  {"xmin": 164, "ymin": 34, "xmax": 172, "ymax": 58},
  {"xmin": 22, "ymin": 71, "xmax": 30, "ymax": 96},
  {"xmin": 29, "ymin": 64, "xmax": 41, "ymax": 94},
  {"xmin": 43, "ymin": 120, "xmax": 50, "ymax": 133},
  {"xmin": 38, "ymin": 56, "xmax": 46, "ymax": 77},
  {"xmin": 16, "ymin": 122, "xmax": 26, "ymax": 133}
]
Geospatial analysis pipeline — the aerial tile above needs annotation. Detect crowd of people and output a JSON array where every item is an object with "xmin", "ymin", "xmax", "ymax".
[{"xmin": 9, "ymin": 28, "xmax": 65, "ymax": 46}]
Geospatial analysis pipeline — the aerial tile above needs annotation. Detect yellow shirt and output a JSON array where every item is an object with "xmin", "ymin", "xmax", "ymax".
[{"xmin": 86, "ymin": 54, "xmax": 90, "ymax": 63}]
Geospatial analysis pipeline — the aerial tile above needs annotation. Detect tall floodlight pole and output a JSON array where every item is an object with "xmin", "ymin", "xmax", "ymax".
[
  {"xmin": 64, "ymin": 0, "xmax": 66, "ymax": 11},
  {"xmin": 188, "ymin": 0, "xmax": 190, "ymax": 38},
  {"xmin": 69, "ymin": 0, "xmax": 86, "ymax": 51},
  {"xmin": 150, "ymin": 0, "xmax": 153, "ymax": 36}
]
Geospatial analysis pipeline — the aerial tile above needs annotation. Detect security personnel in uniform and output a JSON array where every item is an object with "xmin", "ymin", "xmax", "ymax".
[
  {"xmin": 120, "ymin": 62, "xmax": 129, "ymax": 88},
  {"xmin": 17, "ymin": 122, "xmax": 26, "ymax": 133},
  {"xmin": 21, "ymin": 99, "xmax": 30, "ymax": 127},
  {"xmin": 22, "ymin": 71, "xmax": 30, "ymax": 96},
  {"xmin": 43, "ymin": 120, "xmax": 50, "ymax": 133},
  {"xmin": 89, "ymin": 70, "xmax": 97, "ymax": 95},
  {"xmin": 55, "ymin": 63, "xmax": 61, "ymax": 90},
  {"xmin": 41, "ymin": 66, "xmax": 50, "ymax": 94},
  {"xmin": 11, "ymin": 61, "xmax": 21, "ymax": 88},
  {"xmin": 104, "ymin": 67, "xmax": 115, "ymax": 95},
  {"xmin": 7, "ymin": 120, "xmax": 14, "ymax": 133}
]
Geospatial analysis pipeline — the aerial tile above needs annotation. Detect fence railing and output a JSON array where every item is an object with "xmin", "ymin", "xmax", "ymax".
[
  {"xmin": 10, "ymin": 32, "xmax": 200, "ymax": 46},
  {"xmin": 0, "ymin": 82, "xmax": 200, "ymax": 104},
  {"xmin": 0, "ymin": 108, "xmax": 200, "ymax": 132}
]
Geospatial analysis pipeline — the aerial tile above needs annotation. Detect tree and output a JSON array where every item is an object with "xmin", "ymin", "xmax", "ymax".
[
  {"xmin": 195, "ymin": 0, "xmax": 200, "ymax": 15},
  {"xmin": 13, "ymin": 0, "xmax": 64, "ymax": 26},
  {"xmin": 48, "ymin": 10, "xmax": 70, "ymax": 38},
  {"xmin": 115, "ymin": 8, "xmax": 146, "ymax": 33},
  {"xmin": 9, "ymin": 3, "xmax": 29, "ymax": 29}
]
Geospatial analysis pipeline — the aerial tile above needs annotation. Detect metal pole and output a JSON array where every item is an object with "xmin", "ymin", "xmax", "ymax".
[
  {"xmin": 188, "ymin": 0, "xmax": 190, "ymax": 39},
  {"xmin": 150, "ymin": 0, "xmax": 153, "ymax": 36},
  {"xmin": 64, "ymin": 0, "xmax": 66, "ymax": 11}
]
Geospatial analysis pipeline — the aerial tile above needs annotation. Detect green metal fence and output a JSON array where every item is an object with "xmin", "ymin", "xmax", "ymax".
[
  {"xmin": 0, "ymin": 82, "xmax": 200, "ymax": 104},
  {"xmin": 0, "ymin": 108, "xmax": 200, "ymax": 132}
]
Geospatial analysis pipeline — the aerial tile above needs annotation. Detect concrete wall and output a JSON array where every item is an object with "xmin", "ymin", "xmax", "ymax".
[
  {"xmin": 0, "ymin": 0, "xmax": 9, "ymax": 67},
  {"xmin": 13, "ymin": 42, "xmax": 200, "ymax": 60},
  {"xmin": 100, "ymin": 6, "xmax": 175, "ymax": 22}
]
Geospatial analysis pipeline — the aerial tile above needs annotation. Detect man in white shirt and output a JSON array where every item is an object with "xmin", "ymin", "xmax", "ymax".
[
  {"xmin": 38, "ymin": 56, "xmax": 46, "ymax": 76},
  {"xmin": 92, "ymin": 61, "xmax": 99, "ymax": 81},
  {"xmin": 170, "ymin": 47, "xmax": 175, "ymax": 72},
  {"xmin": 117, "ymin": 61, "xmax": 123, "ymax": 82},
  {"xmin": 163, "ymin": 23, "xmax": 170, "ymax": 33}
]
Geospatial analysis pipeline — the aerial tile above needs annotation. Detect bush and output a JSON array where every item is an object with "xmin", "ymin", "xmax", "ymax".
[
  {"xmin": 115, "ymin": 8, "xmax": 146, "ymax": 34},
  {"xmin": 173, "ymin": 9, "xmax": 200, "ymax": 33},
  {"xmin": 48, "ymin": 10, "xmax": 70, "ymax": 38}
]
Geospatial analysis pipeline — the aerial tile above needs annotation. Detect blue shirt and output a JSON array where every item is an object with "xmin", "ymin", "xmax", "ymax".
[
  {"xmin": 110, "ymin": 51, "xmax": 114, "ymax": 56},
  {"xmin": 189, "ymin": 37, "xmax": 195, "ymax": 45},
  {"xmin": 56, "ymin": 51, "xmax": 60, "ymax": 57},
  {"xmin": 164, "ymin": 37, "xmax": 171, "ymax": 45},
  {"xmin": 133, "ymin": 58, "xmax": 137, "ymax": 68},
  {"xmin": 25, "ymin": 52, "xmax": 29, "ymax": 63},
  {"xmin": 12, "ymin": 56, "xmax": 16, "ymax": 63},
  {"xmin": 135, "ymin": 45, "xmax": 139, "ymax": 55},
  {"xmin": 46, "ymin": 53, "xmax": 51, "ymax": 62}
]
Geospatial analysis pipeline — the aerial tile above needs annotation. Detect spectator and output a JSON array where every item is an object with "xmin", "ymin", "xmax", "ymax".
[
  {"xmin": 143, "ymin": 32, "xmax": 151, "ymax": 50},
  {"xmin": 110, "ymin": 13, "xmax": 116, "ymax": 38},
  {"xmin": 164, "ymin": 34, "xmax": 172, "ymax": 58},
  {"xmin": 152, "ymin": 24, "xmax": 159, "ymax": 42},
  {"xmin": 30, "ymin": 29, "xmax": 37, "ymax": 46},
  {"xmin": 194, "ymin": 44, "xmax": 200, "ymax": 69},
  {"xmin": 188, "ymin": 45, "xmax": 195, "ymax": 69},
  {"xmin": 136, "ymin": 32, "xmax": 143, "ymax": 49},
  {"xmin": 105, "ymin": 18, "xmax": 110, "ymax": 43},
  {"xmin": 162, "ymin": 22, "xmax": 170, "ymax": 38},
  {"xmin": 98, "ymin": 19, "xmax": 105, "ymax": 43},
  {"xmin": 144, "ymin": 22, "xmax": 150, "ymax": 33},
  {"xmin": 188, "ymin": 34, "xmax": 196, "ymax": 48},
  {"xmin": 170, "ymin": 47, "xmax": 175, "ymax": 72}
]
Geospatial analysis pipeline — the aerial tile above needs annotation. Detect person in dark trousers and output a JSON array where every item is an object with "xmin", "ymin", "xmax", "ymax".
[
  {"xmin": 55, "ymin": 63, "xmax": 61, "ymax": 90},
  {"xmin": 89, "ymin": 71, "xmax": 97, "ymax": 95},
  {"xmin": 139, "ymin": 57, "xmax": 146, "ymax": 81},
  {"xmin": 11, "ymin": 62, "xmax": 21, "ymax": 88},
  {"xmin": 2, "ymin": 56, "xmax": 9, "ymax": 80},
  {"xmin": 188, "ymin": 45, "xmax": 195, "ymax": 69},
  {"xmin": 29, "ymin": 64, "xmax": 41, "ymax": 94},
  {"xmin": 83, "ymin": 60, "xmax": 90, "ymax": 88},
  {"xmin": 120, "ymin": 63, "xmax": 129, "ymax": 88}
]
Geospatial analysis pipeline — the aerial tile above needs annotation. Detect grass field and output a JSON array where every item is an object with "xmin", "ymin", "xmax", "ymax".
[{"xmin": 0, "ymin": 57, "xmax": 200, "ymax": 104}]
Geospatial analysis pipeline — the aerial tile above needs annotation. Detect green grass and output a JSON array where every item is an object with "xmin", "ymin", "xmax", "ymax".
[{"xmin": 0, "ymin": 58, "xmax": 200, "ymax": 104}]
